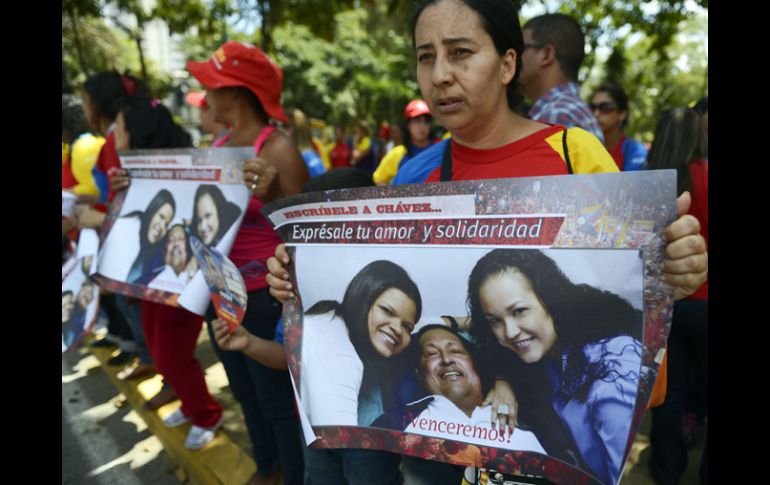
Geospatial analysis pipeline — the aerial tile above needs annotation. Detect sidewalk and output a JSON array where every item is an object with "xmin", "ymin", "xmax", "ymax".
[{"xmin": 83, "ymin": 326, "xmax": 259, "ymax": 485}]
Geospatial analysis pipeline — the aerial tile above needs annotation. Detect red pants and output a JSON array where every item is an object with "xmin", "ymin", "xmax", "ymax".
[{"xmin": 141, "ymin": 300, "xmax": 222, "ymax": 427}]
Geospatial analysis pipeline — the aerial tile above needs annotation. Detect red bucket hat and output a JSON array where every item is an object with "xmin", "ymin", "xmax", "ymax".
[
  {"xmin": 186, "ymin": 41, "xmax": 287, "ymax": 122},
  {"xmin": 404, "ymin": 99, "xmax": 431, "ymax": 120}
]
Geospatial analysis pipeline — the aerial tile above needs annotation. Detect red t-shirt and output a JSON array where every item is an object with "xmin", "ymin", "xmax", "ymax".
[
  {"xmin": 330, "ymin": 142, "xmax": 352, "ymax": 168},
  {"xmin": 687, "ymin": 159, "xmax": 708, "ymax": 300},
  {"xmin": 95, "ymin": 131, "xmax": 121, "ymax": 203},
  {"xmin": 608, "ymin": 135, "xmax": 626, "ymax": 171},
  {"xmin": 424, "ymin": 125, "xmax": 616, "ymax": 182},
  {"xmin": 62, "ymin": 150, "xmax": 77, "ymax": 189},
  {"xmin": 220, "ymin": 128, "xmax": 284, "ymax": 292}
]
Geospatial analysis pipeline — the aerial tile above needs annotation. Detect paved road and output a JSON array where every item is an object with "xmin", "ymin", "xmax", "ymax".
[{"xmin": 62, "ymin": 346, "xmax": 181, "ymax": 485}]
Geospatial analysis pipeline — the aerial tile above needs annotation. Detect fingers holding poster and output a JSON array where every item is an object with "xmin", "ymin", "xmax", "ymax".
[{"xmin": 263, "ymin": 171, "xmax": 677, "ymax": 485}]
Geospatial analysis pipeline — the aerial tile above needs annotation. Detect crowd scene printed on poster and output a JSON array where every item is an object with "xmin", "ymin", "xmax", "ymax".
[
  {"xmin": 62, "ymin": 229, "xmax": 101, "ymax": 354},
  {"xmin": 190, "ymin": 235, "xmax": 248, "ymax": 330},
  {"xmin": 262, "ymin": 170, "xmax": 677, "ymax": 485},
  {"xmin": 93, "ymin": 148, "xmax": 253, "ymax": 315}
]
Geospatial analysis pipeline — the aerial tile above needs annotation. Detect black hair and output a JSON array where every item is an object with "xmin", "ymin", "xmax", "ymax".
[
  {"xmin": 645, "ymin": 107, "xmax": 707, "ymax": 195},
  {"xmin": 62, "ymin": 94, "xmax": 89, "ymax": 142},
  {"xmin": 301, "ymin": 168, "xmax": 374, "ymax": 193},
  {"xmin": 692, "ymin": 97, "xmax": 708, "ymax": 116},
  {"xmin": 83, "ymin": 71, "xmax": 147, "ymax": 125},
  {"xmin": 120, "ymin": 96, "xmax": 192, "ymax": 150},
  {"xmin": 62, "ymin": 290, "xmax": 75, "ymax": 324},
  {"xmin": 163, "ymin": 223, "xmax": 193, "ymax": 270},
  {"xmin": 124, "ymin": 189, "xmax": 176, "ymax": 248},
  {"xmin": 307, "ymin": 260, "xmax": 422, "ymax": 359},
  {"xmin": 467, "ymin": 249, "xmax": 642, "ymax": 402},
  {"xmin": 592, "ymin": 83, "xmax": 630, "ymax": 127},
  {"xmin": 408, "ymin": 323, "xmax": 494, "ymax": 395},
  {"xmin": 122, "ymin": 190, "xmax": 177, "ymax": 285},
  {"xmin": 191, "ymin": 185, "xmax": 243, "ymax": 247},
  {"xmin": 411, "ymin": 0, "xmax": 524, "ymax": 110},
  {"xmin": 306, "ymin": 260, "xmax": 422, "ymax": 410},
  {"xmin": 524, "ymin": 14, "xmax": 585, "ymax": 82},
  {"xmin": 401, "ymin": 115, "xmax": 435, "ymax": 155},
  {"xmin": 76, "ymin": 280, "xmax": 96, "ymax": 307},
  {"xmin": 221, "ymin": 86, "xmax": 269, "ymax": 125}
]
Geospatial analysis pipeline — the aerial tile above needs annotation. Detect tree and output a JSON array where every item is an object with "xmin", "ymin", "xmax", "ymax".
[
  {"xmin": 271, "ymin": 3, "xmax": 417, "ymax": 126},
  {"xmin": 62, "ymin": 0, "xmax": 104, "ymax": 82}
]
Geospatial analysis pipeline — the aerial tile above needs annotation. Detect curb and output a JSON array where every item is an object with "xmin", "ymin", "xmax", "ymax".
[{"xmin": 88, "ymin": 342, "xmax": 257, "ymax": 485}]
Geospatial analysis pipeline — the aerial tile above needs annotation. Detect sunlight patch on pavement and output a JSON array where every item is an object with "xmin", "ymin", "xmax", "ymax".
[
  {"xmin": 123, "ymin": 409, "xmax": 149, "ymax": 433},
  {"xmin": 203, "ymin": 361, "xmax": 229, "ymax": 395},
  {"xmin": 75, "ymin": 399, "xmax": 121, "ymax": 423},
  {"xmin": 62, "ymin": 354, "xmax": 102, "ymax": 384},
  {"xmin": 84, "ymin": 435, "xmax": 165, "ymax": 477}
]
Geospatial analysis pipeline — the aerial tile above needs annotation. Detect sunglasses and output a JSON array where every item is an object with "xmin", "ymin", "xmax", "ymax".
[{"xmin": 589, "ymin": 101, "xmax": 619, "ymax": 114}]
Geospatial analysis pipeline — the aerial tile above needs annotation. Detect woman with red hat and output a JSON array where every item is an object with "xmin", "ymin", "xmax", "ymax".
[
  {"xmin": 185, "ymin": 90, "xmax": 230, "ymax": 147},
  {"xmin": 186, "ymin": 41, "xmax": 308, "ymax": 485},
  {"xmin": 373, "ymin": 99, "xmax": 435, "ymax": 185}
]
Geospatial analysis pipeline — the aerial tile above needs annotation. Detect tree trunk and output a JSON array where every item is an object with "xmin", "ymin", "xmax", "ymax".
[
  {"xmin": 67, "ymin": 3, "xmax": 90, "ymax": 77},
  {"xmin": 258, "ymin": 0, "xmax": 271, "ymax": 52},
  {"xmin": 135, "ymin": 32, "xmax": 148, "ymax": 81}
]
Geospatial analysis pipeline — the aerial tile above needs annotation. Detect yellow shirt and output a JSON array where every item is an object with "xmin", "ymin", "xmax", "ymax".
[
  {"xmin": 69, "ymin": 134, "xmax": 105, "ymax": 196},
  {"xmin": 373, "ymin": 145, "xmax": 407, "ymax": 185}
]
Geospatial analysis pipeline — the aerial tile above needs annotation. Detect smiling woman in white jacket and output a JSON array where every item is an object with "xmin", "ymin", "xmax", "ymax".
[{"xmin": 300, "ymin": 260, "xmax": 423, "ymax": 427}]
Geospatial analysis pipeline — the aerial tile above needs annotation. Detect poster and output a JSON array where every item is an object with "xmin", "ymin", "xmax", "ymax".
[
  {"xmin": 190, "ymin": 235, "xmax": 248, "ymax": 331},
  {"xmin": 262, "ymin": 170, "xmax": 677, "ymax": 485},
  {"xmin": 62, "ymin": 229, "xmax": 100, "ymax": 354},
  {"xmin": 93, "ymin": 147, "xmax": 253, "ymax": 315},
  {"xmin": 62, "ymin": 190, "xmax": 77, "ymax": 219}
]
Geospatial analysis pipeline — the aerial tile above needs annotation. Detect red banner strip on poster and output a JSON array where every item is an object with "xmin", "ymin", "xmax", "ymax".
[
  {"xmin": 128, "ymin": 167, "xmax": 222, "ymax": 182},
  {"xmin": 280, "ymin": 216, "xmax": 564, "ymax": 246}
]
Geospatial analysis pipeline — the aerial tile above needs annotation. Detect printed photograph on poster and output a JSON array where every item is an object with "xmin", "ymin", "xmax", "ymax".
[
  {"xmin": 62, "ymin": 229, "xmax": 100, "ymax": 354},
  {"xmin": 190, "ymin": 235, "xmax": 247, "ymax": 331},
  {"xmin": 262, "ymin": 170, "xmax": 678, "ymax": 485},
  {"xmin": 295, "ymin": 246, "xmax": 643, "ymax": 482},
  {"xmin": 94, "ymin": 147, "xmax": 254, "ymax": 315}
]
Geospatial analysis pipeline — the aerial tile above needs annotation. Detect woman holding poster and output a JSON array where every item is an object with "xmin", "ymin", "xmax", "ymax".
[
  {"xmin": 110, "ymin": 96, "xmax": 225, "ymax": 450},
  {"xmin": 267, "ymin": 0, "xmax": 706, "ymax": 330},
  {"xmin": 187, "ymin": 40, "xmax": 309, "ymax": 485},
  {"xmin": 266, "ymin": 0, "xmax": 707, "ymax": 482},
  {"xmin": 467, "ymin": 249, "xmax": 646, "ymax": 484}
]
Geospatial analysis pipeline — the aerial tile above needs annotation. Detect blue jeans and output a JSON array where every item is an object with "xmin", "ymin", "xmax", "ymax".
[
  {"xmin": 304, "ymin": 447, "xmax": 402, "ymax": 485},
  {"xmin": 402, "ymin": 455, "xmax": 464, "ymax": 485},
  {"xmin": 205, "ymin": 288, "xmax": 304, "ymax": 485},
  {"xmin": 114, "ymin": 294, "xmax": 151, "ymax": 364},
  {"xmin": 650, "ymin": 299, "xmax": 708, "ymax": 485}
]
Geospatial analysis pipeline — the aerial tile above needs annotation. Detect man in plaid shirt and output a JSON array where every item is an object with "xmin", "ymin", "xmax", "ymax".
[{"xmin": 518, "ymin": 13, "xmax": 604, "ymax": 142}]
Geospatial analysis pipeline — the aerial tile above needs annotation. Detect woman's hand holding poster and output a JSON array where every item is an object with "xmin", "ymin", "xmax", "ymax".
[
  {"xmin": 93, "ymin": 147, "xmax": 252, "ymax": 315},
  {"xmin": 261, "ymin": 170, "xmax": 677, "ymax": 485}
]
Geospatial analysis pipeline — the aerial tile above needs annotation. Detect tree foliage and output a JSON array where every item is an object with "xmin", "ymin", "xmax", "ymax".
[{"xmin": 63, "ymin": 0, "xmax": 706, "ymax": 135}]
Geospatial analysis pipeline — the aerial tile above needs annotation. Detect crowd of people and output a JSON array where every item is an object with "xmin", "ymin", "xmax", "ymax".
[{"xmin": 62, "ymin": 1, "xmax": 708, "ymax": 484}]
